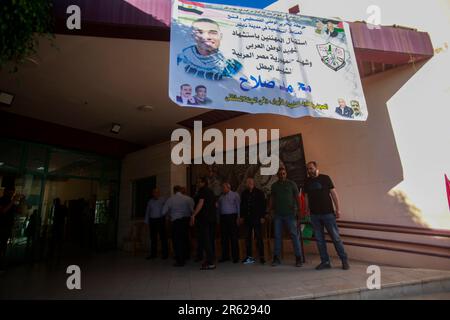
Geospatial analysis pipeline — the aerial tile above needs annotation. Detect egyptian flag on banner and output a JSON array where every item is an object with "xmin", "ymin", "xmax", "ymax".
[
  {"xmin": 446, "ymin": 174, "xmax": 450, "ymax": 211},
  {"xmin": 178, "ymin": 0, "xmax": 204, "ymax": 15}
]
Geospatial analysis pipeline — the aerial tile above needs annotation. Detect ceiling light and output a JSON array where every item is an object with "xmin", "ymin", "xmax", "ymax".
[
  {"xmin": 0, "ymin": 91, "xmax": 14, "ymax": 106},
  {"xmin": 137, "ymin": 105, "xmax": 154, "ymax": 112},
  {"xmin": 111, "ymin": 123, "xmax": 121, "ymax": 134},
  {"xmin": 0, "ymin": 162, "xmax": 4, "ymax": 166}
]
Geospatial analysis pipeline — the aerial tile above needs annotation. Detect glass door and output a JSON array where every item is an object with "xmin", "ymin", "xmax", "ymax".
[{"xmin": 0, "ymin": 173, "xmax": 43, "ymax": 264}]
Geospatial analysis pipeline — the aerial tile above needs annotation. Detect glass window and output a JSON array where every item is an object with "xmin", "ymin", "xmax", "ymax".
[
  {"xmin": 0, "ymin": 140, "xmax": 23, "ymax": 170},
  {"xmin": 102, "ymin": 158, "xmax": 120, "ymax": 181},
  {"xmin": 48, "ymin": 150, "xmax": 103, "ymax": 178},
  {"xmin": 0, "ymin": 174, "xmax": 43, "ymax": 263},
  {"xmin": 26, "ymin": 144, "xmax": 48, "ymax": 173}
]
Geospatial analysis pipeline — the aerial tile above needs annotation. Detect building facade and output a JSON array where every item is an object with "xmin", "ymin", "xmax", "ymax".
[{"xmin": 0, "ymin": 0, "xmax": 449, "ymax": 269}]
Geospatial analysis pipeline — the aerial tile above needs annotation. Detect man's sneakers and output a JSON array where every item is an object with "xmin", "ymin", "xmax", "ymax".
[
  {"xmin": 242, "ymin": 256, "xmax": 256, "ymax": 264},
  {"xmin": 242, "ymin": 257, "xmax": 266, "ymax": 265},
  {"xmin": 342, "ymin": 260, "xmax": 350, "ymax": 270},
  {"xmin": 271, "ymin": 256, "xmax": 281, "ymax": 266},
  {"xmin": 315, "ymin": 261, "xmax": 332, "ymax": 270},
  {"xmin": 200, "ymin": 263, "xmax": 216, "ymax": 270},
  {"xmin": 315, "ymin": 260, "xmax": 350, "ymax": 270}
]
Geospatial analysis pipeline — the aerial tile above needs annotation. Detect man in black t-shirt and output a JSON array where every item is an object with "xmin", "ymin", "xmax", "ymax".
[
  {"xmin": 191, "ymin": 177, "xmax": 217, "ymax": 270},
  {"xmin": 303, "ymin": 161, "xmax": 349, "ymax": 271}
]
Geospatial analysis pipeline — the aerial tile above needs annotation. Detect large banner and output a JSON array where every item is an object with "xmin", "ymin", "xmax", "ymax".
[{"xmin": 169, "ymin": 0, "xmax": 368, "ymax": 120}]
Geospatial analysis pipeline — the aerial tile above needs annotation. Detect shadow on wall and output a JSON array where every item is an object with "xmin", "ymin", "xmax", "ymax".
[{"xmin": 388, "ymin": 189, "xmax": 428, "ymax": 226}]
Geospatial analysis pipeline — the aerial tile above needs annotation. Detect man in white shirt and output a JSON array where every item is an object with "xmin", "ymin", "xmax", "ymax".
[
  {"xmin": 163, "ymin": 185, "xmax": 195, "ymax": 266},
  {"xmin": 144, "ymin": 187, "xmax": 168, "ymax": 260}
]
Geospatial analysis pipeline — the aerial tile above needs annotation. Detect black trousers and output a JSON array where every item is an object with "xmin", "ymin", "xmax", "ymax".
[
  {"xmin": 198, "ymin": 220, "xmax": 216, "ymax": 265},
  {"xmin": 245, "ymin": 220, "xmax": 264, "ymax": 258},
  {"xmin": 0, "ymin": 230, "xmax": 10, "ymax": 267},
  {"xmin": 148, "ymin": 217, "xmax": 168, "ymax": 258},
  {"xmin": 220, "ymin": 214, "xmax": 239, "ymax": 261},
  {"xmin": 172, "ymin": 217, "xmax": 190, "ymax": 264},
  {"xmin": 196, "ymin": 221, "xmax": 216, "ymax": 260}
]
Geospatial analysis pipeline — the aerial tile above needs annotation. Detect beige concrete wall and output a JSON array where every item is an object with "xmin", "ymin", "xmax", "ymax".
[
  {"xmin": 118, "ymin": 62, "xmax": 450, "ymax": 267},
  {"xmin": 118, "ymin": 141, "xmax": 190, "ymax": 251},
  {"xmin": 118, "ymin": 141, "xmax": 171, "ymax": 248},
  {"xmin": 117, "ymin": 0, "xmax": 450, "ymax": 267},
  {"xmin": 206, "ymin": 61, "xmax": 450, "ymax": 269},
  {"xmin": 267, "ymin": 0, "xmax": 450, "ymax": 269},
  {"xmin": 170, "ymin": 142, "xmax": 189, "ymax": 191}
]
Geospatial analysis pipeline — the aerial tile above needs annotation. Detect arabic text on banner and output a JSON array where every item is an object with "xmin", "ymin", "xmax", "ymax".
[{"xmin": 169, "ymin": 0, "xmax": 368, "ymax": 121}]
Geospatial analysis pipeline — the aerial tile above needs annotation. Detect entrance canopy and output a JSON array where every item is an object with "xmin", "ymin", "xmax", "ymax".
[{"xmin": 0, "ymin": 1, "xmax": 434, "ymax": 150}]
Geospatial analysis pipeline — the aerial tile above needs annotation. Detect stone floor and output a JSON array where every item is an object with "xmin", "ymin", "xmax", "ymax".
[{"xmin": 1, "ymin": 251, "xmax": 449, "ymax": 300}]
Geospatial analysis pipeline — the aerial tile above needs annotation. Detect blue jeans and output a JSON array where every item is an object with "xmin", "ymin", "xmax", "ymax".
[
  {"xmin": 310, "ymin": 213, "xmax": 348, "ymax": 263},
  {"xmin": 273, "ymin": 215, "xmax": 302, "ymax": 258}
]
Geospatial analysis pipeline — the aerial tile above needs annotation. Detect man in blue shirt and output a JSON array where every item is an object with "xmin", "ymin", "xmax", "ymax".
[
  {"xmin": 163, "ymin": 185, "xmax": 195, "ymax": 267},
  {"xmin": 217, "ymin": 182, "xmax": 240, "ymax": 263},
  {"xmin": 144, "ymin": 187, "xmax": 168, "ymax": 260}
]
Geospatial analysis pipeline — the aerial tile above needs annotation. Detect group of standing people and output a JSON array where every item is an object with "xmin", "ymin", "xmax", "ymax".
[{"xmin": 144, "ymin": 161, "xmax": 350, "ymax": 271}]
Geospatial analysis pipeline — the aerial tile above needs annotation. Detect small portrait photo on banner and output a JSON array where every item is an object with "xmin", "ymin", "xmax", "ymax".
[
  {"xmin": 176, "ymin": 83, "xmax": 198, "ymax": 105},
  {"xmin": 193, "ymin": 85, "xmax": 213, "ymax": 105}
]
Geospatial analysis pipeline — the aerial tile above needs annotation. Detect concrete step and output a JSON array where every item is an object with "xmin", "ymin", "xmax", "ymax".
[
  {"xmin": 311, "ymin": 276, "xmax": 450, "ymax": 300},
  {"xmin": 398, "ymin": 292, "xmax": 450, "ymax": 300}
]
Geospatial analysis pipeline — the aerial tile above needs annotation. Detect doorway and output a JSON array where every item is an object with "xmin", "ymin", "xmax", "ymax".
[{"xmin": 0, "ymin": 138, "xmax": 120, "ymax": 265}]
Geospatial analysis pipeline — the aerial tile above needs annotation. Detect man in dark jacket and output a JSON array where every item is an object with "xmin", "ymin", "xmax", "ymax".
[{"xmin": 240, "ymin": 177, "xmax": 267, "ymax": 264}]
